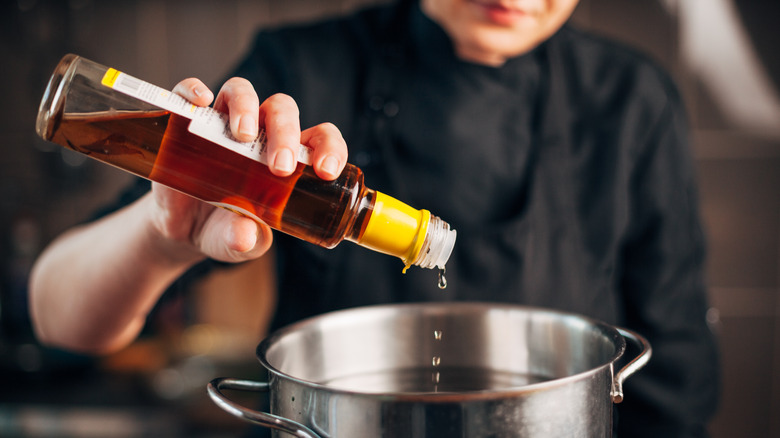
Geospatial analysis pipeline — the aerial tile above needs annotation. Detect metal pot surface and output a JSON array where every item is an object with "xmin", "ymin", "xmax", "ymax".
[{"xmin": 208, "ymin": 302, "xmax": 650, "ymax": 438}]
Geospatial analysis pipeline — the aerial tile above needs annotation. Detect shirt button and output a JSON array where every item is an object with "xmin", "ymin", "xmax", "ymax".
[
  {"xmin": 369, "ymin": 96, "xmax": 399, "ymax": 118},
  {"xmin": 383, "ymin": 101, "xmax": 399, "ymax": 118}
]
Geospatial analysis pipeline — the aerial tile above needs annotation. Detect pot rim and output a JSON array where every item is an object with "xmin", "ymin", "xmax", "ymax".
[{"xmin": 255, "ymin": 302, "xmax": 626, "ymax": 402}]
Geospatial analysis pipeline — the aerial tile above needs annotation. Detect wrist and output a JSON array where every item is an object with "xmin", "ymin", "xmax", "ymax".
[{"xmin": 137, "ymin": 193, "xmax": 208, "ymax": 268}]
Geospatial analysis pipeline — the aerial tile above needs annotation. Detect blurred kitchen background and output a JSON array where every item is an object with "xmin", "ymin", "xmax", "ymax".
[{"xmin": 0, "ymin": 0, "xmax": 778, "ymax": 436}]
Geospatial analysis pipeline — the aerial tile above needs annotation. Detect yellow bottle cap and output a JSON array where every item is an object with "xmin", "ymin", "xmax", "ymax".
[{"xmin": 359, "ymin": 191, "xmax": 429, "ymax": 271}]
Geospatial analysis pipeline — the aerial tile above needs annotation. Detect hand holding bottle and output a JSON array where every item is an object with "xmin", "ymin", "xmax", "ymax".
[
  {"xmin": 149, "ymin": 77, "xmax": 349, "ymax": 264},
  {"xmin": 29, "ymin": 73, "xmax": 349, "ymax": 353},
  {"xmin": 31, "ymin": 54, "xmax": 453, "ymax": 353}
]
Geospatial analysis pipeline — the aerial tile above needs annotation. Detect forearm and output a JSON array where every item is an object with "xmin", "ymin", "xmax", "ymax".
[
  {"xmin": 29, "ymin": 193, "xmax": 205, "ymax": 354},
  {"xmin": 28, "ymin": 79, "xmax": 343, "ymax": 354}
]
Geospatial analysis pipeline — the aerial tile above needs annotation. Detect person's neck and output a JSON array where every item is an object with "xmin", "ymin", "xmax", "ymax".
[{"xmin": 453, "ymin": 45, "xmax": 508, "ymax": 67}]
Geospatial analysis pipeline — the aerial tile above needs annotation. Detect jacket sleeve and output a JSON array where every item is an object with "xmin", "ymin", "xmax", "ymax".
[{"xmin": 616, "ymin": 81, "xmax": 721, "ymax": 438}]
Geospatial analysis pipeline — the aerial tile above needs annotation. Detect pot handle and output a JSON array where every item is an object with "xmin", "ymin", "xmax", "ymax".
[
  {"xmin": 207, "ymin": 377, "xmax": 322, "ymax": 438},
  {"xmin": 611, "ymin": 328, "xmax": 652, "ymax": 404}
]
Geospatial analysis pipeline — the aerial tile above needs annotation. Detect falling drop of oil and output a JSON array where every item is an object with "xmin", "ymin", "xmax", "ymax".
[
  {"xmin": 434, "ymin": 330, "xmax": 443, "ymax": 341},
  {"xmin": 432, "ymin": 356, "xmax": 441, "ymax": 367},
  {"xmin": 438, "ymin": 267, "xmax": 447, "ymax": 289}
]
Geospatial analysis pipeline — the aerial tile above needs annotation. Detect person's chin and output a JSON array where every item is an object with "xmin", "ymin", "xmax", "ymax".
[{"xmin": 467, "ymin": 0, "xmax": 538, "ymax": 28}]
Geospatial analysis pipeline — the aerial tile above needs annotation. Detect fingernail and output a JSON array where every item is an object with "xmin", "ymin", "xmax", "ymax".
[
  {"xmin": 240, "ymin": 225, "xmax": 259, "ymax": 253},
  {"xmin": 192, "ymin": 85, "xmax": 212, "ymax": 101},
  {"xmin": 273, "ymin": 149, "xmax": 295, "ymax": 173},
  {"xmin": 238, "ymin": 115, "xmax": 258, "ymax": 139},
  {"xmin": 321, "ymin": 155, "xmax": 340, "ymax": 178}
]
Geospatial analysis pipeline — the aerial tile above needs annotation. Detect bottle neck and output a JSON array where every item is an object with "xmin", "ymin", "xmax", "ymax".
[{"xmin": 348, "ymin": 190, "xmax": 456, "ymax": 271}]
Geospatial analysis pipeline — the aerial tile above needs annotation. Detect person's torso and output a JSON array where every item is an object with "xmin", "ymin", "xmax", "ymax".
[{"xmin": 231, "ymin": 3, "xmax": 676, "ymax": 331}]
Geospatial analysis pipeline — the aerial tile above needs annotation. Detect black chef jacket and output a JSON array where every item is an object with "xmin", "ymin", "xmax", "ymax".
[{"xmin": 113, "ymin": 2, "xmax": 720, "ymax": 437}]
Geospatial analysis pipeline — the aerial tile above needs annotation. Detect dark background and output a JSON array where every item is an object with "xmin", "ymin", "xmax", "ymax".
[{"xmin": 1, "ymin": 0, "xmax": 778, "ymax": 436}]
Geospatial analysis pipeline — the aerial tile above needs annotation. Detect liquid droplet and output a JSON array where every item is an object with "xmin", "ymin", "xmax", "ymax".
[
  {"xmin": 434, "ymin": 330, "xmax": 443, "ymax": 341},
  {"xmin": 438, "ymin": 267, "xmax": 447, "ymax": 289},
  {"xmin": 432, "ymin": 356, "xmax": 441, "ymax": 367}
]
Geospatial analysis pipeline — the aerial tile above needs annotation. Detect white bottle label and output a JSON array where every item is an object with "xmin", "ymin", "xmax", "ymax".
[{"xmin": 101, "ymin": 68, "xmax": 312, "ymax": 166}]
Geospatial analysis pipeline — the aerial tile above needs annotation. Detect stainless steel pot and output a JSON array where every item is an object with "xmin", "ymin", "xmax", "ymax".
[{"xmin": 208, "ymin": 302, "xmax": 651, "ymax": 437}]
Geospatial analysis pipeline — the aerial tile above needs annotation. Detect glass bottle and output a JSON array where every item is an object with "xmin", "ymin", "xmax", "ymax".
[{"xmin": 35, "ymin": 54, "xmax": 456, "ymax": 271}]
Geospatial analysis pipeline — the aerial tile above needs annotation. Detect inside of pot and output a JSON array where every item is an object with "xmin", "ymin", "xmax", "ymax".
[{"xmin": 259, "ymin": 303, "xmax": 624, "ymax": 394}]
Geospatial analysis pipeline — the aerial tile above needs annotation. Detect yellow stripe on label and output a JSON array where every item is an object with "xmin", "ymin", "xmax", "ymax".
[{"xmin": 101, "ymin": 68, "xmax": 121, "ymax": 88}]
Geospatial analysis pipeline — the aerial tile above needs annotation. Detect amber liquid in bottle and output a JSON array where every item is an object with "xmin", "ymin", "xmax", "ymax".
[
  {"xmin": 49, "ymin": 109, "xmax": 370, "ymax": 247},
  {"xmin": 37, "ymin": 54, "xmax": 456, "ymax": 271}
]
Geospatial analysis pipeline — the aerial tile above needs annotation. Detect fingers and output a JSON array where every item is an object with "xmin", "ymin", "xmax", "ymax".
[
  {"xmin": 211, "ymin": 78, "xmax": 348, "ymax": 180},
  {"xmin": 172, "ymin": 78, "xmax": 214, "ymax": 107},
  {"xmin": 258, "ymin": 93, "xmax": 302, "ymax": 176},
  {"xmin": 214, "ymin": 77, "xmax": 261, "ymax": 143},
  {"xmin": 301, "ymin": 122, "xmax": 348, "ymax": 180}
]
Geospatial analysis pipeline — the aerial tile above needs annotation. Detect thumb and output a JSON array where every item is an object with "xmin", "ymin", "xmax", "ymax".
[{"xmin": 197, "ymin": 208, "xmax": 273, "ymax": 263}]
